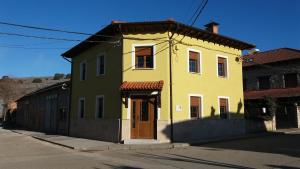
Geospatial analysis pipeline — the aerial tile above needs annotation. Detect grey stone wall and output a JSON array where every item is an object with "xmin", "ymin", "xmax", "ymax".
[
  {"xmin": 70, "ymin": 118, "xmax": 120, "ymax": 143},
  {"xmin": 243, "ymin": 60, "xmax": 300, "ymax": 91}
]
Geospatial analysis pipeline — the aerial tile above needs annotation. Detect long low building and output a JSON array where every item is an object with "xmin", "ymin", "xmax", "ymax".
[{"xmin": 16, "ymin": 81, "xmax": 70, "ymax": 135}]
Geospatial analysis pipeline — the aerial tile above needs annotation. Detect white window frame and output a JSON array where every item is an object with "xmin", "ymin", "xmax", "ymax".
[
  {"xmin": 187, "ymin": 48, "xmax": 202, "ymax": 74},
  {"xmin": 79, "ymin": 60, "xmax": 87, "ymax": 81},
  {"xmin": 78, "ymin": 97, "xmax": 85, "ymax": 118},
  {"xmin": 217, "ymin": 96, "xmax": 230, "ymax": 119},
  {"xmin": 188, "ymin": 94, "xmax": 204, "ymax": 119},
  {"xmin": 216, "ymin": 55, "xmax": 229, "ymax": 78},
  {"xmin": 96, "ymin": 53, "xmax": 105, "ymax": 76},
  {"xmin": 132, "ymin": 44, "xmax": 156, "ymax": 69},
  {"xmin": 95, "ymin": 95, "xmax": 104, "ymax": 119}
]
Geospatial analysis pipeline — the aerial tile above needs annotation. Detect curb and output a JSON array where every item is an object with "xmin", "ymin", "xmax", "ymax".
[{"xmin": 189, "ymin": 132, "xmax": 277, "ymax": 146}]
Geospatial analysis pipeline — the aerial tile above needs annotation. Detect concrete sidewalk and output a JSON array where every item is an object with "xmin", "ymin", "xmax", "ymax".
[
  {"xmin": 11, "ymin": 128, "xmax": 295, "ymax": 151},
  {"xmin": 11, "ymin": 129, "xmax": 188, "ymax": 151}
]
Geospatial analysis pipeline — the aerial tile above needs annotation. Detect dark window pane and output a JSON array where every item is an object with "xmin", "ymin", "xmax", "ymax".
[
  {"xmin": 220, "ymin": 106, "xmax": 228, "ymax": 119},
  {"xmin": 189, "ymin": 59, "xmax": 197, "ymax": 73},
  {"xmin": 137, "ymin": 56, "xmax": 144, "ymax": 68},
  {"xmin": 80, "ymin": 100, "xmax": 84, "ymax": 118},
  {"xmin": 218, "ymin": 63, "xmax": 225, "ymax": 76},
  {"xmin": 258, "ymin": 76, "xmax": 270, "ymax": 89},
  {"xmin": 190, "ymin": 106, "xmax": 199, "ymax": 118},
  {"xmin": 141, "ymin": 100, "xmax": 149, "ymax": 121},
  {"xmin": 97, "ymin": 97, "xmax": 103, "ymax": 118},
  {"xmin": 243, "ymin": 79, "xmax": 247, "ymax": 91},
  {"xmin": 98, "ymin": 56, "xmax": 105, "ymax": 75},
  {"xmin": 284, "ymin": 73, "xmax": 298, "ymax": 88},
  {"xmin": 146, "ymin": 56, "xmax": 153, "ymax": 68},
  {"xmin": 81, "ymin": 63, "xmax": 86, "ymax": 80}
]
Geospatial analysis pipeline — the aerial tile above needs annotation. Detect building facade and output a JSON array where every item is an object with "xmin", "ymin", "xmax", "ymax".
[
  {"xmin": 243, "ymin": 48, "xmax": 300, "ymax": 129},
  {"xmin": 16, "ymin": 81, "xmax": 70, "ymax": 135},
  {"xmin": 62, "ymin": 20, "xmax": 254, "ymax": 143}
]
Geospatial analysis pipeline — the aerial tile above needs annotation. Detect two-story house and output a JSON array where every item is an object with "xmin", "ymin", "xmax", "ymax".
[
  {"xmin": 243, "ymin": 48, "xmax": 300, "ymax": 129},
  {"xmin": 62, "ymin": 20, "xmax": 254, "ymax": 143}
]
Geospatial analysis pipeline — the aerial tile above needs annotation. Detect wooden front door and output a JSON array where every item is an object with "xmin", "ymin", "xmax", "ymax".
[{"xmin": 131, "ymin": 97, "xmax": 156, "ymax": 139}]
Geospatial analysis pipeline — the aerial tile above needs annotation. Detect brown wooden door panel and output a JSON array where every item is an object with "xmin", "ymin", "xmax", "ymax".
[{"xmin": 131, "ymin": 97, "xmax": 155, "ymax": 139}]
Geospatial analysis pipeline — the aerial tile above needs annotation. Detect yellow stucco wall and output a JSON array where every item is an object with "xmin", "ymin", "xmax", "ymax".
[
  {"xmin": 121, "ymin": 33, "xmax": 170, "ymax": 121},
  {"xmin": 71, "ymin": 32, "xmax": 244, "ymax": 123},
  {"xmin": 71, "ymin": 42, "xmax": 122, "ymax": 119},
  {"xmin": 172, "ymin": 35, "xmax": 244, "ymax": 121},
  {"xmin": 121, "ymin": 33, "xmax": 244, "ymax": 122}
]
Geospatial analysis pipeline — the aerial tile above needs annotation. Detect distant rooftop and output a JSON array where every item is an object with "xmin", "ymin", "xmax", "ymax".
[{"xmin": 243, "ymin": 48, "xmax": 300, "ymax": 67}]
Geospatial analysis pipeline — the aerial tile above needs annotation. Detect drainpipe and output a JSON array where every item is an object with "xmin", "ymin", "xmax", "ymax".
[
  {"xmin": 168, "ymin": 32, "xmax": 176, "ymax": 143},
  {"xmin": 62, "ymin": 56, "xmax": 72, "ymax": 136}
]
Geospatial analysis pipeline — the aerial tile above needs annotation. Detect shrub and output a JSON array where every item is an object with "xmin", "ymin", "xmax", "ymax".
[{"xmin": 32, "ymin": 78, "xmax": 42, "ymax": 83}]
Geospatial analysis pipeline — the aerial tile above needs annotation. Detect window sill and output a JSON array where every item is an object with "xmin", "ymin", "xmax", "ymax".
[
  {"xmin": 218, "ymin": 76, "xmax": 228, "ymax": 79},
  {"xmin": 133, "ymin": 68, "xmax": 155, "ymax": 70},
  {"xmin": 96, "ymin": 74, "xmax": 105, "ymax": 77},
  {"xmin": 189, "ymin": 72, "xmax": 202, "ymax": 75}
]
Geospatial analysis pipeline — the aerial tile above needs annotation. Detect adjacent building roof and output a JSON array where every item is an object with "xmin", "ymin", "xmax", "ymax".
[
  {"xmin": 120, "ymin": 81, "xmax": 164, "ymax": 91},
  {"xmin": 62, "ymin": 20, "xmax": 255, "ymax": 58},
  {"xmin": 244, "ymin": 87, "xmax": 300, "ymax": 100},
  {"xmin": 16, "ymin": 80, "xmax": 70, "ymax": 102},
  {"xmin": 243, "ymin": 48, "xmax": 300, "ymax": 67}
]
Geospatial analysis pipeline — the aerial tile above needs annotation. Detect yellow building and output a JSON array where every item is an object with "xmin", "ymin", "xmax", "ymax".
[{"xmin": 62, "ymin": 20, "xmax": 255, "ymax": 143}]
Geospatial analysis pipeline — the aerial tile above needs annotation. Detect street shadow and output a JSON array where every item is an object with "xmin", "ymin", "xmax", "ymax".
[
  {"xmin": 162, "ymin": 111, "xmax": 269, "ymax": 143},
  {"xmin": 98, "ymin": 163, "xmax": 142, "ymax": 169},
  {"xmin": 266, "ymin": 164, "xmax": 300, "ymax": 169},
  {"xmin": 133, "ymin": 152, "xmax": 254, "ymax": 169},
  {"xmin": 195, "ymin": 131, "xmax": 300, "ymax": 158}
]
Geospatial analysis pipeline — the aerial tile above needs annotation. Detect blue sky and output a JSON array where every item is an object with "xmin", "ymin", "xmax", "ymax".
[{"xmin": 0, "ymin": 0, "xmax": 299, "ymax": 77}]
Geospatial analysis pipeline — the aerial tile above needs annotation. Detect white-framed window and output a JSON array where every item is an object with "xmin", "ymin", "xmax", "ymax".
[
  {"xmin": 216, "ymin": 55, "xmax": 228, "ymax": 78},
  {"xmin": 188, "ymin": 94, "xmax": 203, "ymax": 119},
  {"xmin": 132, "ymin": 44, "xmax": 156, "ymax": 69},
  {"xmin": 96, "ymin": 54, "xmax": 105, "ymax": 76},
  {"xmin": 218, "ymin": 96, "xmax": 230, "ymax": 119},
  {"xmin": 79, "ymin": 61, "xmax": 87, "ymax": 81},
  {"xmin": 78, "ymin": 97, "xmax": 85, "ymax": 118},
  {"xmin": 95, "ymin": 95, "xmax": 104, "ymax": 118},
  {"xmin": 187, "ymin": 49, "xmax": 202, "ymax": 74}
]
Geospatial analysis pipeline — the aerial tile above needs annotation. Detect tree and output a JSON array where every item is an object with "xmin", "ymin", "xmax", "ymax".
[
  {"xmin": 53, "ymin": 73, "xmax": 65, "ymax": 80},
  {"xmin": 263, "ymin": 96, "xmax": 277, "ymax": 120}
]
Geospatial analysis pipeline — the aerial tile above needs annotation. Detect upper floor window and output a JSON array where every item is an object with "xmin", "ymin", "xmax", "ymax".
[
  {"xmin": 135, "ymin": 46, "xmax": 154, "ymax": 69},
  {"xmin": 80, "ymin": 61, "xmax": 87, "ymax": 81},
  {"xmin": 190, "ymin": 96, "xmax": 202, "ymax": 119},
  {"xmin": 284, "ymin": 73, "xmax": 298, "ymax": 88},
  {"xmin": 217, "ymin": 57, "xmax": 227, "ymax": 77},
  {"xmin": 258, "ymin": 76, "xmax": 270, "ymax": 90},
  {"xmin": 188, "ymin": 51, "xmax": 201, "ymax": 73},
  {"xmin": 219, "ymin": 98, "xmax": 229, "ymax": 119},
  {"xmin": 97, "ymin": 55, "xmax": 105, "ymax": 75},
  {"xmin": 78, "ymin": 97, "xmax": 85, "ymax": 118},
  {"xmin": 96, "ymin": 95, "xmax": 104, "ymax": 118}
]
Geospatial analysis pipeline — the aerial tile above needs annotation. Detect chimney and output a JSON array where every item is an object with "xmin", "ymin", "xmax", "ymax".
[{"xmin": 204, "ymin": 21, "xmax": 219, "ymax": 34}]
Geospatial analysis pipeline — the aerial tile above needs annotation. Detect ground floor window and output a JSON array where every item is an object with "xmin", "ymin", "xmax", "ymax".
[
  {"xmin": 96, "ymin": 95, "xmax": 104, "ymax": 118},
  {"xmin": 78, "ymin": 98, "xmax": 85, "ymax": 118},
  {"xmin": 219, "ymin": 98, "xmax": 229, "ymax": 119},
  {"xmin": 190, "ymin": 96, "xmax": 202, "ymax": 119}
]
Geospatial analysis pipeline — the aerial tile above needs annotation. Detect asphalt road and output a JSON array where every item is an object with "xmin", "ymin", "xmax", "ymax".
[{"xmin": 0, "ymin": 128, "xmax": 299, "ymax": 169}]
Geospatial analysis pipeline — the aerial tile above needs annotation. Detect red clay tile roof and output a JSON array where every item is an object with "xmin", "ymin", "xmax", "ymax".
[
  {"xmin": 120, "ymin": 81, "xmax": 164, "ymax": 91},
  {"xmin": 243, "ymin": 48, "xmax": 300, "ymax": 67},
  {"xmin": 244, "ymin": 87, "xmax": 300, "ymax": 100}
]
